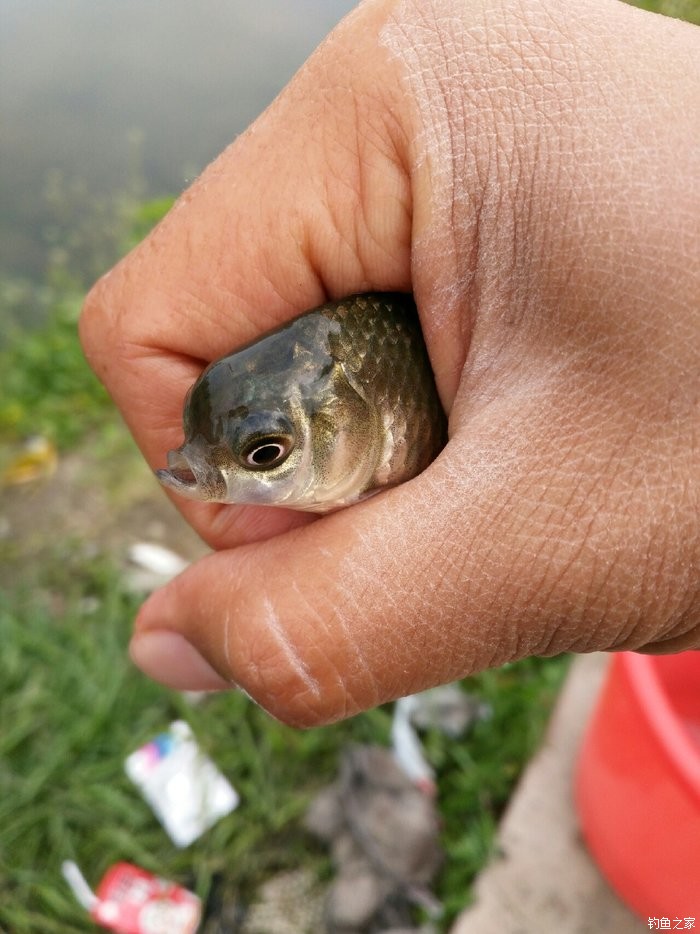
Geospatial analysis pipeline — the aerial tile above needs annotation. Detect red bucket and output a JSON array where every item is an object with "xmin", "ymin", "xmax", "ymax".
[{"xmin": 575, "ymin": 651, "xmax": 700, "ymax": 919}]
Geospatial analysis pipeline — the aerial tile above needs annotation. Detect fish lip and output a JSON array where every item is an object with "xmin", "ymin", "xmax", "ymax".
[{"xmin": 155, "ymin": 444, "xmax": 226, "ymax": 501}]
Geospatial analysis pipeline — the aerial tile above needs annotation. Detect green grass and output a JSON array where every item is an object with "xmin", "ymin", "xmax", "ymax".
[
  {"xmin": 0, "ymin": 294, "xmax": 114, "ymax": 450},
  {"xmin": 628, "ymin": 0, "xmax": 700, "ymax": 24},
  {"xmin": 0, "ymin": 196, "xmax": 175, "ymax": 452},
  {"xmin": 0, "ymin": 545, "xmax": 569, "ymax": 932},
  {"xmin": 0, "ymin": 206, "xmax": 171, "ymax": 454}
]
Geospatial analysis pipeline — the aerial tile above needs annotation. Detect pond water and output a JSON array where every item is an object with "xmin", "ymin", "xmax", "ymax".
[{"xmin": 0, "ymin": 0, "xmax": 356, "ymax": 292}]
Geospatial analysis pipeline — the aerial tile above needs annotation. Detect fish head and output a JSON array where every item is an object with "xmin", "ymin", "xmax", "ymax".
[
  {"xmin": 159, "ymin": 404, "xmax": 299, "ymax": 505},
  {"xmin": 156, "ymin": 323, "xmax": 382, "ymax": 511}
]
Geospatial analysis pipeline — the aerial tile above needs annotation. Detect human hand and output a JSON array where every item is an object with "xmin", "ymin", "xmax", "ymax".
[{"xmin": 80, "ymin": 0, "xmax": 700, "ymax": 725}]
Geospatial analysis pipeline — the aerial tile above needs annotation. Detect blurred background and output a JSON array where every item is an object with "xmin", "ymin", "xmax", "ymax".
[
  {"xmin": 1, "ymin": 2, "xmax": 697, "ymax": 932},
  {"xmin": 0, "ymin": 0, "xmax": 356, "ymax": 328}
]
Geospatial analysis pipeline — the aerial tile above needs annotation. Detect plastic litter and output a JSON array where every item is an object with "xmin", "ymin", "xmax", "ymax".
[
  {"xmin": 62, "ymin": 860, "xmax": 201, "ymax": 934},
  {"xmin": 391, "ymin": 695, "xmax": 437, "ymax": 794},
  {"xmin": 127, "ymin": 543, "xmax": 190, "ymax": 578},
  {"xmin": 1, "ymin": 435, "xmax": 57, "ymax": 486},
  {"xmin": 125, "ymin": 542, "xmax": 190, "ymax": 593},
  {"xmin": 392, "ymin": 684, "xmax": 492, "ymax": 791},
  {"xmin": 406, "ymin": 683, "xmax": 492, "ymax": 737},
  {"xmin": 125, "ymin": 720, "xmax": 239, "ymax": 848}
]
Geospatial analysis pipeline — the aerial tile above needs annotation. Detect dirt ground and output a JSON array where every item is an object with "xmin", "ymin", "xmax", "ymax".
[{"xmin": 0, "ymin": 439, "xmax": 209, "ymax": 587}]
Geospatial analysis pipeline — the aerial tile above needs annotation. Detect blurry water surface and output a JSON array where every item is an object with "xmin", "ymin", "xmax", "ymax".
[{"xmin": 0, "ymin": 0, "xmax": 356, "ymax": 292}]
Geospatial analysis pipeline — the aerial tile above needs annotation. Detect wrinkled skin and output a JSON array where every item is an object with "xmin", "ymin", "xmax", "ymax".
[{"xmin": 80, "ymin": 0, "xmax": 700, "ymax": 726}]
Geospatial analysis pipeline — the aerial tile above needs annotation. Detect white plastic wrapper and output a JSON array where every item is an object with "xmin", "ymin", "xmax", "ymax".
[{"xmin": 125, "ymin": 720, "xmax": 239, "ymax": 847}]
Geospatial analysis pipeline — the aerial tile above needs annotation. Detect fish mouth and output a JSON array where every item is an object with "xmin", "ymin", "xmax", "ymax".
[{"xmin": 155, "ymin": 445, "xmax": 226, "ymax": 501}]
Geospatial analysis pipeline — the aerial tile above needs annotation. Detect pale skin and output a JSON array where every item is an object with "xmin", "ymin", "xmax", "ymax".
[{"xmin": 80, "ymin": 0, "xmax": 700, "ymax": 726}]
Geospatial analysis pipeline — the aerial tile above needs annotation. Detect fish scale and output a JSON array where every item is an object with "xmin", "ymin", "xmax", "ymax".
[{"xmin": 157, "ymin": 293, "xmax": 447, "ymax": 512}]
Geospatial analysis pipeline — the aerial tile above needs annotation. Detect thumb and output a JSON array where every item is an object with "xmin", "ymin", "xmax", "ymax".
[
  {"xmin": 130, "ymin": 465, "xmax": 470, "ymax": 725},
  {"xmin": 126, "ymin": 418, "xmax": 583, "ymax": 726}
]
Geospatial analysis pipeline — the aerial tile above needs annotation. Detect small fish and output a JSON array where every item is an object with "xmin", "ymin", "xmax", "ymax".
[{"xmin": 157, "ymin": 293, "xmax": 446, "ymax": 513}]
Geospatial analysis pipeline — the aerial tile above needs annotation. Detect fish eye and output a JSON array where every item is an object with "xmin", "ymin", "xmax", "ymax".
[{"xmin": 241, "ymin": 436, "xmax": 293, "ymax": 470}]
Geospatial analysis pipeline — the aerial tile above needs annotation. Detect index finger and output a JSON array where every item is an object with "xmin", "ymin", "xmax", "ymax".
[{"xmin": 79, "ymin": 2, "xmax": 413, "ymax": 549}]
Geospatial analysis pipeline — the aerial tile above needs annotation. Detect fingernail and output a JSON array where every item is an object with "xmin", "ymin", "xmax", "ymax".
[{"xmin": 129, "ymin": 630, "xmax": 232, "ymax": 692}]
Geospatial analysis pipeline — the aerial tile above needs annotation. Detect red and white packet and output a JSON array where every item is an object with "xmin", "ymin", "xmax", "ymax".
[{"xmin": 62, "ymin": 860, "xmax": 201, "ymax": 934}]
